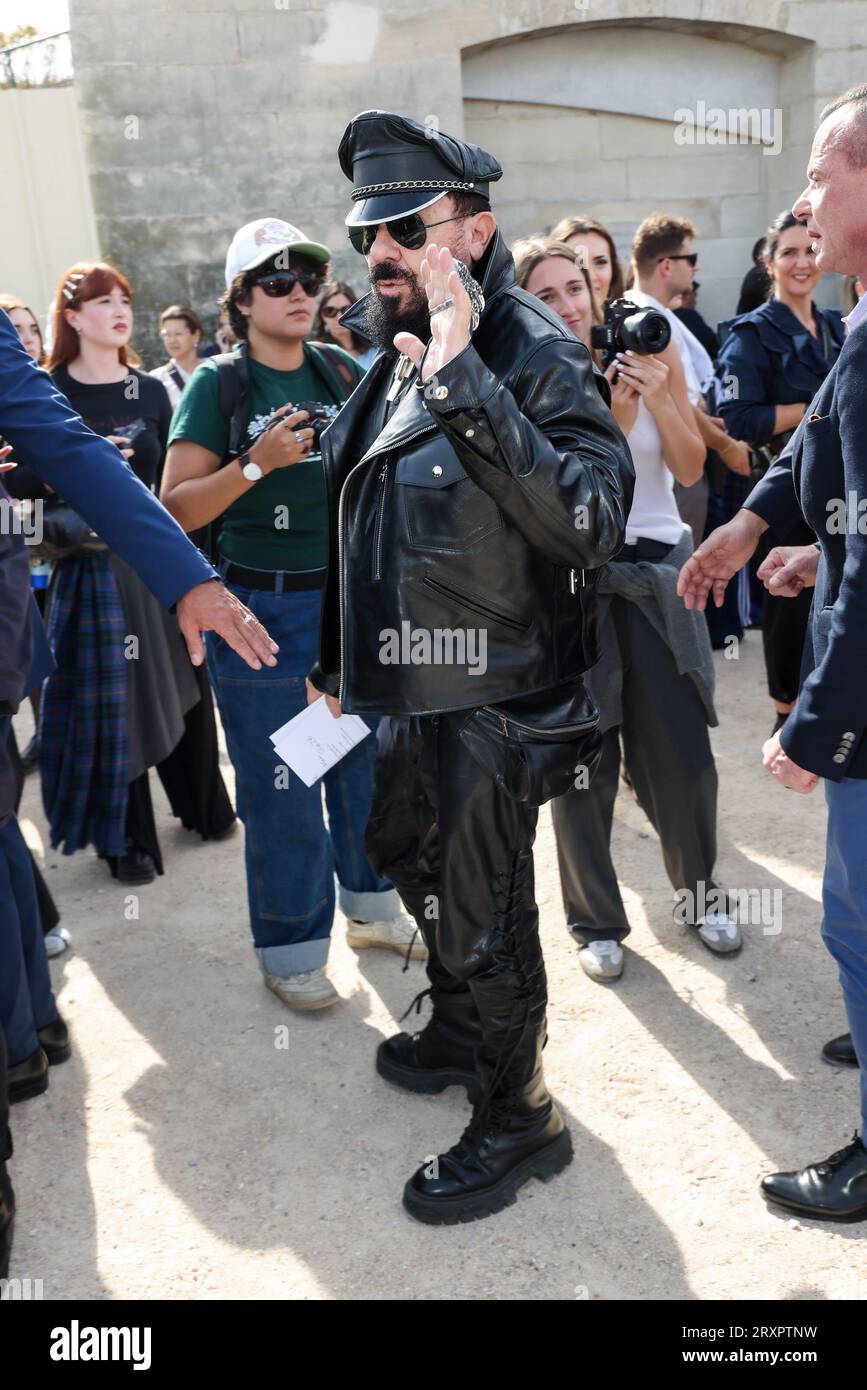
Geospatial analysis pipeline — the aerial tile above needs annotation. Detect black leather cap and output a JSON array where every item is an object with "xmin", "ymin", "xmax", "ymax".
[{"xmin": 339, "ymin": 110, "xmax": 502, "ymax": 227}]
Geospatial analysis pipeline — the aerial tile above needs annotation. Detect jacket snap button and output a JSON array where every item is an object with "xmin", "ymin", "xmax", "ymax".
[
  {"xmin": 434, "ymin": 385, "xmax": 448, "ymax": 400},
  {"xmin": 833, "ymin": 753, "xmax": 846, "ymax": 763},
  {"xmin": 465, "ymin": 427, "xmax": 475, "ymax": 438},
  {"xmin": 432, "ymin": 465, "xmax": 443, "ymax": 477}
]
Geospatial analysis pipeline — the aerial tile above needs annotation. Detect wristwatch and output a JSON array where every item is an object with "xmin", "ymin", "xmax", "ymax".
[{"xmin": 239, "ymin": 451, "xmax": 263, "ymax": 483}]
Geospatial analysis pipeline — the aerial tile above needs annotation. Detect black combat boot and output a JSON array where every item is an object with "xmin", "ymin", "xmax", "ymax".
[
  {"xmin": 377, "ymin": 987, "xmax": 483, "ymax": 1101},
  {"xmin": 403, "ymin": 852, "xmax": 571, "ymax": 1225}
]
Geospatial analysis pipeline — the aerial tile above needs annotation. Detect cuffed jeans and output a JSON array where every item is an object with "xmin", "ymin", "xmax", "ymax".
[
  {"xmin": 822, "ymin": 776, "xmax": 867, "ymax": 1144},
  {"xmin": 205, "ymin": 583, "xmax": 399, "ymax": 976}
]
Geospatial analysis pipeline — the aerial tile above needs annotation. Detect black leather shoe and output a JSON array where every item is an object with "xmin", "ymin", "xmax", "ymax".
[
  {"xmin": 7, "ymin": 1048, "xmax": 49, "ymax": 1105},
  {"xmin": 114, "ymin": 848, "xmax": 156, "ymax": 884},
  {"xmin": 822, "ymin": 1032, "xmax": 858, "ymax": 1068},
  {"xmin": 377, "ymin": 987, "xmax": 483, "ymax": 1101},
  {"xmin": 761, "ymin": 1132, "xmax": 867, "ymax": 1222},
  {"xmin": 0, "ymin": 1159, "xmax": 14, "ymax": 1281},
  {"xmin": 403, "ymin": 1074, "xmax": 572, "ymax": 1225},
  {"xmin": 37, "ymin": 1017, "xmax": 71, "ymax": 1066}
]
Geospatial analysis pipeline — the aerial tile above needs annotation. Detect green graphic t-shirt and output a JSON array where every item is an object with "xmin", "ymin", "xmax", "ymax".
[{"xmin": 168, "ymin": 346, "xmax": 362, "ymax": 570}]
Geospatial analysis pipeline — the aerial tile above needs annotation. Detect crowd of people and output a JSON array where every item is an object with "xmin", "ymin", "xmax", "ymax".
[{"xmin": 2, "ymin": 86, "xmax": 866, "ymax": 1250}]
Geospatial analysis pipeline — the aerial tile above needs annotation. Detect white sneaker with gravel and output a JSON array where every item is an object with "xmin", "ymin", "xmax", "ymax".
[
  {"xmin": 696, "ymin": 910, "xmax": 742, "ymax": 955},
  {"xmin": 346, "ymin": 913, "xmax": 428, "ymax": 960},
  {"xmin": 264, "ymin": 968, "xmax": 339, "ymax": 1012},
  {"xmin": 578, "ymin": 939, "xmax": 624, "ymax": 981}
]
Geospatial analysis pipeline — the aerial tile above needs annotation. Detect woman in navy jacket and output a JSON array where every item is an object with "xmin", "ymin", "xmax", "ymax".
[{"xmin": 717, "ymin": 211, "xmax": 844, "ymax": 730}]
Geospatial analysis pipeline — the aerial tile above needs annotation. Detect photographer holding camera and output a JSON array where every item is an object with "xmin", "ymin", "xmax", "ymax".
[
  {"xmin": 515, "ymin": 233, "xmax": 739, "ymax": 980},
  {"xmin": 161, "ymin": 219, "xmax": 415, "ymax": 1013}
]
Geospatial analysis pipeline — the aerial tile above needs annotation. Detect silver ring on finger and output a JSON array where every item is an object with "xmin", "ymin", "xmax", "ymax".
[
  {"xmin": 295, "ymin": 432, "xmax": 305, "ymax": 446},
  {"xmin": 243, "ymin": 613, "xmax": 255, "ymax": 625},
  {"xmin": 429, "ymin": 297, "xmax": 455, "ymax": 318}
]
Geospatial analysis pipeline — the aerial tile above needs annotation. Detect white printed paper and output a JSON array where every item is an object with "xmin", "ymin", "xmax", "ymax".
[{"xmin": 270, "ymin": 696, "xmax": 370, "ymax": 788}]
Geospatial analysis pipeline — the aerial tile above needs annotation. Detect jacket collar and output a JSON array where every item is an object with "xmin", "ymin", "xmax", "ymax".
[{"xmin": 338, "ymin": 225, "xmax": 515, "ymax": 344}]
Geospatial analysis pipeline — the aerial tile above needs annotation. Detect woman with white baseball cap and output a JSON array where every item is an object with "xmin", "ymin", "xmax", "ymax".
[{"xmin": 161, "ymin": 218, "xmax": 420, "ymax": 1012}]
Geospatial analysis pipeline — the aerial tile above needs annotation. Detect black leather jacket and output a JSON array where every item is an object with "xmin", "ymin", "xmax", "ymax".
[{"xmin": 310, "ymin": 229, "xmax": 634, "ymax": 716}]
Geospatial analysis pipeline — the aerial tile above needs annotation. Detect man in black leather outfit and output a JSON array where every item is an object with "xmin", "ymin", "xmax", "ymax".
[{"xmin": 307, "ymin": 111, "xmax": 634, "ymax": 1224}]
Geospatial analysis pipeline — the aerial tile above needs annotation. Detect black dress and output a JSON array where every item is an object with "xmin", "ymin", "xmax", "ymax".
[{"xmin": 48, "ymin": 367, "xmax": 235, "ymax": 868}]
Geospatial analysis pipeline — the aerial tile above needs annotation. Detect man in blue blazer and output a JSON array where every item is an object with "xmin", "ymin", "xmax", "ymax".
[
  {"xmin": 679, "ymin": 84, "xmax": 867, "ymax": 1221},
  {"xmin": 0, "ymin": 305, "xmax": 278, "ymax": 1270}
]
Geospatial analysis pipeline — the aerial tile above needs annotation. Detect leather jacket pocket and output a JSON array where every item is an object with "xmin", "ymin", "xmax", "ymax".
[{"xmin": 397, "ymin": 437, "xmax": 502, "ymax": 552}]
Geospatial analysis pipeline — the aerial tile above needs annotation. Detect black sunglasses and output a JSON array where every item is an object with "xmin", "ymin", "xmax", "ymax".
[
  {"xmin": 348, "ymin": 213, "xmax": 468, "ymax": 256},
  {"xmin": 251, "ymin": 269, "xmax": 324, "ymax": 298},
  {"xmin": 659, "ymin": 253, "xmax": 698, "ymax": 267},
  {"xmin": 320, "ymin": 302, "xmax": 348, "ymax": 318}
]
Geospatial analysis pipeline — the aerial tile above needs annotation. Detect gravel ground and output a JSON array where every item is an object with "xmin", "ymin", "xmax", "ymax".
[{"xmin": 8, "ymin": 633, "xmax": 864, "ymax": 1301}]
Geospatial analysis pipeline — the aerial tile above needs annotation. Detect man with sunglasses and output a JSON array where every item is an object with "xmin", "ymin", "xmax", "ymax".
[
  {"xmin": 306, "ymin": 110, "xmax": 634, "ymax": 1224},
  {"xmin": 162, "ymin": 219, "xmax": 415, "ymax": 1014}
]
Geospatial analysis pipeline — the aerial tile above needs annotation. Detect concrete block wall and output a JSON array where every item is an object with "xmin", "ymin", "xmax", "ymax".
[{"xmin": 66, "ymin": 0, "xmax": 865, "ymax": 362}]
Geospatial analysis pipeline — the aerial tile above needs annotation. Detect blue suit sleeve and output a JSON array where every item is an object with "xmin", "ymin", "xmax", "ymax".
[
  {"xmin": 781, "ymin": 349, "xmax": 867, "ymax": 780},
  {"xmin": 0, "ymin": 310, "xmax": 216, "ymax": 609},
  {"xmin": 743, "ymin": 430, "xmax": 804, "ymax": 537}
]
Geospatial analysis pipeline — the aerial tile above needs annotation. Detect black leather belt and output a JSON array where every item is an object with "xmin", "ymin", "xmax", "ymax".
[
  {"xmin": 219, "ymin": 559, "xmax": 326, "ymax": 593},
  {"xmin": 611, "ymin": 539, "xmax": 675, "ymax": 563}
]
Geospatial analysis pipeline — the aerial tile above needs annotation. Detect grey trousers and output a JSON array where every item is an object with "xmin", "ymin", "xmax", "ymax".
[{"xmin": 551, "ymin": 593, "xmax": 718, "ymax": 944}]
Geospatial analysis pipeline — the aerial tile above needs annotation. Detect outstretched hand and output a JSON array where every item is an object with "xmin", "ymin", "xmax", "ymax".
[{"xmin": 677, "ymin": 512, "xmax": 765, "ymax": 612}]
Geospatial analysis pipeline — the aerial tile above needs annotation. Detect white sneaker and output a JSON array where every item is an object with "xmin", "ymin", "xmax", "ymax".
[
  {"xmin": 346, "ymin": 913, "xmax": 428, "ymax": 960},
  {"xmin": 264, "ymin": 968, "xmax": 339, "ymax": 1012},
  {"xmin": 696, "ymin": 911, "xmax": 742, "ymax": 955},
  {"xmin": 578, "ymin": 939, "xmax": 624, "ymax": 981},
  {"xmin": 44, "ymin": 927, "xmax": 71, "ymax": 959}
]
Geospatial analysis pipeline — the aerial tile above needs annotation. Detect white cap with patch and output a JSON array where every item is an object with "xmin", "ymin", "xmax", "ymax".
[{"xmin": 224, "ymin": 218, "xmax": 331, "ymax": 287}]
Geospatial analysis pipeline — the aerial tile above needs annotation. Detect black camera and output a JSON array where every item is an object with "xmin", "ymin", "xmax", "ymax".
[
  {"xmin": 263, "ymin": 401, "xmax": 332, "ymax": 445},
  {"xmin": 293, "ymin": 401, "xmax": 332, "ymax": 445},
  {"xmin": 590, "ymin": 298, "xmax": 671, "ymax": 372}
]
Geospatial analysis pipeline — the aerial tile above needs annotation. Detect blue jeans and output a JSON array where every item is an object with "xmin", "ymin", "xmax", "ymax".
[
  {"xmin": 822, "ymin": 776, "xmax": 867, "ymax": 1143},
  {"xmin": 205, "ymin": 583, "xmax": 399, "ymax": 975}
]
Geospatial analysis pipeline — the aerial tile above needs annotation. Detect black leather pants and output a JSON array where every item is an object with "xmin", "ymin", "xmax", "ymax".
[{"xmin": 365, "ymin": 714, "xmax": 548, "ymax": 1097}]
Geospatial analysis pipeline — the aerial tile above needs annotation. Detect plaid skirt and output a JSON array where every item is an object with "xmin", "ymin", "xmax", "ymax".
[{"xmin": 40, "ymin": 553, "xmax": 128, "ymax": 857}]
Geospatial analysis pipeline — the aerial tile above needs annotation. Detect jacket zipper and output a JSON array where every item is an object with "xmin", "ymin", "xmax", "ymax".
[
  {"xmin": 481, "ymin": 706, "xmax": 600, "ymax": 738},
  {"xmin": 336, "ymin": 426, "xmax": 437, "ymax": 701},
  {"xmin": 373, "ymin": 463, "xmax": 388, "ymax": 581},
  {"xmin": 422, "ymin": 573, "xmax": 529, "ymax": 631}
]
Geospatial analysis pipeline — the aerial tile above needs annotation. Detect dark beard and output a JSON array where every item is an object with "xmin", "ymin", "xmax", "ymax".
[{"xmin": 363, "ymin": 269, "xmax": 431, "ymax": 353}]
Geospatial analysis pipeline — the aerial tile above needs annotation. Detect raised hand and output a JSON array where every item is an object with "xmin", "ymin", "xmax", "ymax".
[{"xmin": 393, "ymin": 244, "xmax": 473, "ymax": 383}]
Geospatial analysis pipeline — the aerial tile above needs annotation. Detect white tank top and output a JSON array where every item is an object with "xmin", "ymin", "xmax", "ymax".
[{"xmin": 624, "ymin": 399, "xmax": 689, "ymax": 546}]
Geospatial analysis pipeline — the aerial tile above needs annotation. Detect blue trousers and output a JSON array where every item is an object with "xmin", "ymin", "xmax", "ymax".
[
  {"xmin": 822, "ymin": 776, "xmax": 867, "ymax": 1143},
  {"xmin": 0, "ymin": 813, "xmax": 59, "ymax": 1066},
  {"xmin": 206, "ymin": 583, "xmax": 399, "ymax": 975}
]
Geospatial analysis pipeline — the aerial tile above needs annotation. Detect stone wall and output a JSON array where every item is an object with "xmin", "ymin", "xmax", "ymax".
[{"xmin": 67, "ymin": 0, "xmax": 867, "ymax": 363}]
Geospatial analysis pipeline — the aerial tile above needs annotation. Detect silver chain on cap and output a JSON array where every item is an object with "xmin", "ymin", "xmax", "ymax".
[{"xmin": 352, "ymin": 179, "xmax": 477, "ymax": 199}]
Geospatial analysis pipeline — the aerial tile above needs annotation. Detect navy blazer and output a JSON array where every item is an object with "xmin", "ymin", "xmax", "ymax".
[
  {"xmin": 745, "ymin": 315, "xmax": 867, "ymax": 781},
  {"xmin": 0, "ymin": 309, "xmax": 215, "ymax": 609},
  {"xmin": 717, "ymin": 298, "xmax": 845, "ymax": 448}
]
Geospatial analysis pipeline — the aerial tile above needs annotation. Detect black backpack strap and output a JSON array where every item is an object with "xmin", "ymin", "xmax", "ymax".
[{"xmin": 210, "ymin": 345, "xmax": 251, "ymax": 463}]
